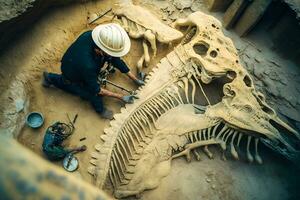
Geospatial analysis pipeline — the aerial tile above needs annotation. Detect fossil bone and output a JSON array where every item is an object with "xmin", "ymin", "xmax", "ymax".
[
  {"xmin": 89, "ymin": 11, "xmax": 299, "ymax": 198},
  {"xmin": 112, "ymin": 3, "xmax": 183, "ymax": 74}
]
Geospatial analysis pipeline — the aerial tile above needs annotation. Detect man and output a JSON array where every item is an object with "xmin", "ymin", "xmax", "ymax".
[{"xmin": 42, "ymin": 23, "xmax": 144, "ymax": 119}]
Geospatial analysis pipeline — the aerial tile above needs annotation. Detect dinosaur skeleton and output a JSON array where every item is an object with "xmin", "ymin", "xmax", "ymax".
[
  {"xmin": 88, "ymin": 11, "xmax": 300, "ymax": 198},
  {"xmin": 112, "ymin": 4, "xmax": 183, "ymax": 76}
]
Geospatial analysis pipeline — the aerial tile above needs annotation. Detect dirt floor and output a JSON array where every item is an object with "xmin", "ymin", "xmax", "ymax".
[{"xmin": 0, "ymin": 0, "xmax": 299, "ymax": 199}]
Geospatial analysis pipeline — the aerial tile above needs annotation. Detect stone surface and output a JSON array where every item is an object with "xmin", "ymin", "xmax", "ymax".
[
  {"xmin": 223, "ymin": 0, "xmax": 249, "ymax": 29},
  {"xmin": 235, "ymin": 0, "xmax": 272, "ymax": 36},
  {"xmin": 173, "ymin": 0, "xmax": 193, "ymax": 10},
  {"xmin": 0, "ymin": 0, "xmax": 85, "ymax": 51},
  {"xmin": 0, "ymin": 0, "xmax": 35, "ymax": 22},
  {"xmin": 206, "ymin": 0, "xmax": 233, "ymax": 11},
  {"xmin": 240, "ymin": 47, "xmax": 300, "ymax": 122},
  {"xmin": 284, "ymin": 0, "xmax": 300, "ymax": 19}
]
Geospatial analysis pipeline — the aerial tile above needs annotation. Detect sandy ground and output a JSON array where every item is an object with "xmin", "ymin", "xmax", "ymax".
[
  {"xmin": 0, "ymin": 0, "xmax": 299, "ymax": 199},
  {"xmin": 16, "ymin": 0, "xmax": 172, "ymax": 183},
  {"xmin": 143, "ymin": 149, "xmax": 299, "ymax": 200}
]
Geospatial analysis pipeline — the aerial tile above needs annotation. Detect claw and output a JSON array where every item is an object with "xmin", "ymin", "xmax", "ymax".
[
  {"xmin": 193, "ymin": 149, "xmax": 201, "ymax": 161},
  {"xmin": 172, "ymin": 148, "xmax": 192, "ymax": 162},
  {"xmin": 203, "ymin": 146, "xmax": 213, "ymax": 159}
]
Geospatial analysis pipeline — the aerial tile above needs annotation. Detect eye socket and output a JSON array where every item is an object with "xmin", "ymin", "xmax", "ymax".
[{"xmin": 193, "ymin": 42, "xmax": 209, "ymax": 56}]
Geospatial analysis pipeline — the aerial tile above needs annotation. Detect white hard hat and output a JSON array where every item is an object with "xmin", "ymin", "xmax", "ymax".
[{"xmin": 92, "ymin": 23, "xmax": 131, "ymax": 57}]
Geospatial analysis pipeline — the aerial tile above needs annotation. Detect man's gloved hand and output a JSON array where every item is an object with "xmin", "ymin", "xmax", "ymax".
[
  {"xmin": 122, "ymin": 95, "xmax": 139, "ymax": 104},
  {"xmin": 100, "ymin": 108, "xmax": 114, "ymax": 120},
  {"xmin": 135, "ymin": 79, "xmax": 145, "ymax": 86},
  {"xmin": 138, "ymin": 72, "xmax": 146, "ymax": 81}
]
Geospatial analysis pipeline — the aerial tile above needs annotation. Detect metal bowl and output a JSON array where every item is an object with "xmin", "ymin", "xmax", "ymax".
[{"xmin": 26, "ymin": 112, "xmax": 44, "ymax": 128}]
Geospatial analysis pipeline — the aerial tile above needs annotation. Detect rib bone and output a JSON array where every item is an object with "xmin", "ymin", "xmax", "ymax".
[
  {"xmin": 246, "ymin": 136, "xmax": 254, "ymax": 163},
  {"xmin": 254, "ymin": 138, "xmax": 263, "ymax": 164},
  {"xmin": 230, "ymin": 131, "xmax": 239, "ymax": 160}
]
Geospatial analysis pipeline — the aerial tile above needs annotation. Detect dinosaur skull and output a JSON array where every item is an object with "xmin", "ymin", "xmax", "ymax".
[
  {"xmin": 174, "ymin": 12, "xmax": 240, "ymax": 84},
  {"xmin": 174, "ymin": 12, "xmax": 299, "ymax": 160}
]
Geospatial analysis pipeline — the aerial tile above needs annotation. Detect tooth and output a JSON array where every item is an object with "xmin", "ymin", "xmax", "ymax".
[
  {"xmin": 216, "ymin": 124, "xmax": 228, "ymax": 139},
  {"xmin": 230, "ymin": 131, "xmax": 239, "ymax": 160},
  {"xmin": 247, "ymin": 136, "xmax": 254, "ymax": 163},
  {"xmin": 254, "ymin": 138, "xmax": 263, "ymax": 164},
  {"xmin": 189, "ymin": 79, "xmax": 196, "ymax": 104},
  {"xmin": 237, "ymin": 132, "xmax": 243, "ymax": 148}
]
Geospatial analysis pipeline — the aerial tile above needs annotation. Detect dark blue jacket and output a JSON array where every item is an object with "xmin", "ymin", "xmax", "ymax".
[{"xmin": 61, "ymin": 31, "xmax": 129, "ymax": 95}]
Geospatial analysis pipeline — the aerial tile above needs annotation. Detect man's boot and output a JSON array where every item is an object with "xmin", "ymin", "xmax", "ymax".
[
  {"xmin": 138, "ymin": 72, "xmax": 146, "ymax": 81},
  {"xmin": 42, "ymin": 71, "xmax": 52, "ymax": 88},
  {"xmin": 100, "ymin": 108, "xmax": 114, "ymax": 120}
]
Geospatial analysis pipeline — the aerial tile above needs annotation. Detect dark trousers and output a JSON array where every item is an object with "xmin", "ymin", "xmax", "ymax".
[{"xmin": 47, "ymin": 73, "xmax": 104, "ymax": 113}]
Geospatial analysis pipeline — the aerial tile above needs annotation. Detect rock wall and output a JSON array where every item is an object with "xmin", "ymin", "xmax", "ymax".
[
  {"xmin": 285, "ymin": 0, "xmax": 300, "ymax": 19},
  {"xmin": 0, "ymin": 133, "xmax": 112, "ymax": 199},
  {"xmin": 0, "ymin": 0, "xmax": 85, "ymax": 52}
]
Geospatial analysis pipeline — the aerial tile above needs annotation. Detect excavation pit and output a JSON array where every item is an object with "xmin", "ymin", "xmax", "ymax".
[{"xmin": 0, "ymin": 0, "xmax": 300, "ymax": 199}]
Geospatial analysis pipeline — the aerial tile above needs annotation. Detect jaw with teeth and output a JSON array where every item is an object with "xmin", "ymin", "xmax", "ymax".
[{"xmin": 169, "ymin": 11, "xmax": 300, "ymax": 163}]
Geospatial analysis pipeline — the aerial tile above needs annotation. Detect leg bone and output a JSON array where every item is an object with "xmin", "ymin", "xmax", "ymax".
[
  {"xmin": 142, "ymin": 40, "xmax": 150, "ymax": 67},
  {"xmin": 172, "ymin": 139, "xmax": 220, "ymax": 162},
  {"xmin": 144, "ymin": 30, "xmax": 157, "ymax": 57}
]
